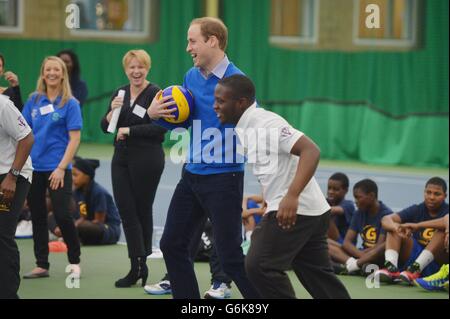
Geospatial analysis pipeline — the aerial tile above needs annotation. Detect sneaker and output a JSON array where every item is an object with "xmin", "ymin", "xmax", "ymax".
[
  {"xmin": 360, "ymin": 263, "xmax": 374, "ymax": 277},
  {"xmin": 144, "ymin": 280, "xmax": 172, "ymax": 295},
  {"xmin": 414, "ymin": 264, "xmax": 449, "ymax": 291},
  {"xmin": 331, "ymin": 262, "xmax": 348, "ymax": 275},
  {"xmin": 204, "ymin": 282, "xmax": 232, "ymax": 299},
  {"xmin": 15, "ymin": 220, "xmax": 33, "ymax": 239},
  {"xmin": 375, "ymin": 261, "xmax": 400, "ymax": 283},
  {"xmin": 23, "ymin": 267, "xmax": 49, "ymax": 279},
  {"xmin": 400, "ymin": 262, "xmax": 421, "ymax": 285}
]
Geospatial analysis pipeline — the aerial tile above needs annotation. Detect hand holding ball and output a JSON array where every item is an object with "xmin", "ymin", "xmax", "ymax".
[{"xmin": 158, "ymin": 86, "xmax": 194, "ymax": 124}]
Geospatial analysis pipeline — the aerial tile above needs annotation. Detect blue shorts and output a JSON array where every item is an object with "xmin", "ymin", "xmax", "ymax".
[{"xmin": 402, "ymin": 238, "xmax": 440, "ymax": 277}]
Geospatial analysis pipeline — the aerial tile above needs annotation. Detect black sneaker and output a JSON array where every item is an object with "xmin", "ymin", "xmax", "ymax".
[{"xmin": 331, "ymin": 262, "xmax": 348, "ymax": 275}]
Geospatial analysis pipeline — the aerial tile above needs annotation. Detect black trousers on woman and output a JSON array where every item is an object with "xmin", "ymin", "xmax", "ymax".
[
  {"xmin": 28, "ymin": 171, "xmax": 81, "ymax": 269},
  {"xmin": 111, "ymin": 143, "xmax": 165, "ymax": 258},
  {"xmin": 0, "ymin": 175, "xmax": 30, "ymax": 299}
]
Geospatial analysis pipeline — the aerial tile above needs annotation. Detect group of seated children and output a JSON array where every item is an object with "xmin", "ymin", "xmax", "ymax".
[{"xmin": 325, "ymin": 173, "xmax": 448, "ymax": 292}]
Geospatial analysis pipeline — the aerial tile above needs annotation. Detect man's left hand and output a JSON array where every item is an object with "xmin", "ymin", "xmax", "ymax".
[{"xmin": 276, "ymin": 193, "xmax": 298, "ymax": 230}]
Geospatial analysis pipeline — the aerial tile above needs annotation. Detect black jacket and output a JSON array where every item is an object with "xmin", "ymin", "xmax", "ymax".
[{"xmin": 100, "ymin": 83, "xmax": 167, "ymax": 147}]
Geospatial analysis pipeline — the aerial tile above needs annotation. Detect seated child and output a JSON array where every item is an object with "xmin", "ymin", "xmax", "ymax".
[
  {"xmin": 326, "ymin": 172, "xmax": 355, "ymax": 242},
  {"xmin": 376, "ymin": 177, "xmax": 449, "ymax": 284},
  {"xmin": 242, "ymin": 194, "xmax": 266, "ymax": 241},
  {"xmin": 328, "ymin": 179, "xmax": 393, "ymax": 275},
  {"xmin": 49, "ymin": 157, "xmax": 121, "ymax": 245}
]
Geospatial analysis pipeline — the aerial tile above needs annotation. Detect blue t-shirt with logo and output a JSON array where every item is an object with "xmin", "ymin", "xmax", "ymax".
[
  {"xmin": 73, "ymin": 181, "xmax": 121, "ymax": 227},
  {"xmin": 22, "ymin": 93, "xmax": 82, "ymax": 171},
  {"xmin": 398, "ymin": 202, "xmax": 449, "ymax": 247},
  {"xmin": 350, "ymin": 201, "xmax": 393, "ymax": 249}
]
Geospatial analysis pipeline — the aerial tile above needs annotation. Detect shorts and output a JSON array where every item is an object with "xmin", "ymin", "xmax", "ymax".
[{"xmin": 402, "ymin": 238, "xmax": 440, "ymax": 277}]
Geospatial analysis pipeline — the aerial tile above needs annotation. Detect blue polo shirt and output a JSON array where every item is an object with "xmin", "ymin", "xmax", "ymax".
[
  {"xmin": 22, "ymin": 93, "xmax": 82, "ymax": 171},
  {"xmin": 398, "ymin": 202, "xmax": 449, "ymax": 247},
  {"xmin": 156, "ymin": 58, "xmax": 244, "ymax": 175},
  {"xmin": 350, "ymin": 201, "xmax": 393, "ymax": 249},
  {"xmin": 73, "ymin": 181, "xmax": 121, "ymax": 227}
]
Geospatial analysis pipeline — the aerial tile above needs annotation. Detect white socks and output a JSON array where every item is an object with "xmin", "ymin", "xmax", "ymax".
[
  {"xmin": 346, "ymin": 257, "xmax": 360, "ymax": 273},
  {"xmin": 245, "ymin": 231, "xmax": 253, "ymax": 242},
  {"xmin": 415, "ymin": 249, "xmax": 434, "ymax": 271},
  {"xmin": 385, "ymin": 249, "xmax": 399, "ymax": 267}
]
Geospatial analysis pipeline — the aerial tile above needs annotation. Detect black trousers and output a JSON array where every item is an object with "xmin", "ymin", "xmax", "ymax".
[
  {"xmin": 187, "ymin": 217, "xmax": 232, "ymax": 285},
  {"xmin": 160, "ymin": 170, "xmax": 260, "ymax": 299},
  {"xmin": 28, "ymin": 171, "xmax": 80, "ymax": 269},
  {"xmin": 246, "ymin": 211, "xmax": 351, "ymax": 299},
  {"xmin": 0, "ymin": 175, "xmax": 30, "ymax": 299},
  {"xmin": 111, "ymin": 144, "xmax": 164, "ymax": 258}
]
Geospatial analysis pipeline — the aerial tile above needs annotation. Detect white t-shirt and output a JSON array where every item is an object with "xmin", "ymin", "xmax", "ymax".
[
  {"xmin": 235, "ymin": 103, "xmax": 330, "ymax": 216},
  {"xmin": 0, "ymin": 94, "xmax": 33, "ymax": 181}
]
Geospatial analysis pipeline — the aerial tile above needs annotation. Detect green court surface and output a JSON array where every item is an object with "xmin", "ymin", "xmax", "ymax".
[{"xmin": 17, "ymin": 239, "xmax": 448, "ymax": 299}]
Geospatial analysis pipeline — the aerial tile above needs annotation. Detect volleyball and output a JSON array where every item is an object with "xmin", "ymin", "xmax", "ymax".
[{"xmin": 159, "ymin": 85, "xmax": 194, "ymax": 124}]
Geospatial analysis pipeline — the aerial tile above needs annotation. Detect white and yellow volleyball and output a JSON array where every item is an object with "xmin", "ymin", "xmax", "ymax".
[{"xmin": 159, "ymin": 85, "xmax": 194, "ymax": 124}]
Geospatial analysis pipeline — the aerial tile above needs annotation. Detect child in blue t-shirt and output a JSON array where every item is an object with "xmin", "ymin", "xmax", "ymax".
[
  {"xmin": 241, "ymin": 194, "xmax": 266, "ymax": 255},
  {"xmin": 376, "ymin": 177, "xmax": 448, "ymax": 285},
  {"xmin": 72, "ymin": 157, "xmax": 121, "ymax": 245},
  {"xmin": 328, "ymin": 179, "xmax": 392, "ymax": 275},
  {"xmin": 326, "ymin": 172, "xmax": 355, "ymax": 243}
]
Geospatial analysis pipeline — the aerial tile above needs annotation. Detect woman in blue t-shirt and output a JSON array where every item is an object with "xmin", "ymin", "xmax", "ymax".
[{"xmin": 22, "ymin": 56, "xmax": 82, "ymax": 279}]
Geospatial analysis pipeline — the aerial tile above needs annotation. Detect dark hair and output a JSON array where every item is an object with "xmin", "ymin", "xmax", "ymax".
[
  {"xmin": 56, "ymin": 49, "xmax": 81, "ymax": 80},
  {"xmin": 353, "ymin": 179, "xmax": 378, "ymax": 198},
  {"xmin": 0, "ymin": 53, "xmax": 4, "ymax": 67},
  {"xmin": 218, "ymin": 74, "xmax": 256, "ymax": 102},
  {"xmin": 425, "ymin": 177, "xmax": 447, "ymax": 193},
  {"xmin": 329, "ymin": 172, "xmax": 349, "ymax": 189}
]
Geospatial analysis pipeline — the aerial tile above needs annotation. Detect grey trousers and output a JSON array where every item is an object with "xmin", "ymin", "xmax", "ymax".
[{"xmin": 246, "ymin": 210, "xmax": 351, "ymax": 299}]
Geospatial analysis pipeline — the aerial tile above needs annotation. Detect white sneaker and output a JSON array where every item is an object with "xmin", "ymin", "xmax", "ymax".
[
  {"xmin": 144, "ymin": 280, "xmax": 172, "ymax": 295},
  {"xmin": 204, "ymin": 282, "xmax": 232, "ymax": 299},
  {"xmin": 15, "ymin": 220, "xmax": 33, "ymax": 238}
]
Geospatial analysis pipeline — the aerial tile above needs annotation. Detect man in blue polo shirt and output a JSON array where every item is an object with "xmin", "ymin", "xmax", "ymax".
[{"xmin": 147, "ymin": 17, "xmax": 259, "ymax": 299}]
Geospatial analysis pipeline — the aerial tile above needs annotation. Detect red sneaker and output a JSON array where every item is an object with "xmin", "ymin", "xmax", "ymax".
[
  {"xmin": 376, "ymin": 268, "xmax": 400, "ymax": 283},
  {"xmin": 400, "ymin": 262, "xmax": 421, "ymax": 285},
  {"xmin": 400, "ymin": 270, "xmax": 421, "ymax": 285}
]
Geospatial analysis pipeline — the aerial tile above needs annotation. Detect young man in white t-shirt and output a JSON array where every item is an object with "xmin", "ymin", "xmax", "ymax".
[
  {"xmin": 213, "ymin": 75, "xmax": 350, "ymax": 299},
  {"xmin": 0, "ymin": 95, "xmax": 34, "ymax": 299}
]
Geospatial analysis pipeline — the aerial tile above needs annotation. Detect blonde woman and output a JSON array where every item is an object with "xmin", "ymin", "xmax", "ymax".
[
  {"xmin": 101, "ymin": 50, "xmax": 166, "ymax": 287},
  {"xmin": 22, "ymin": 56, "xmax": 82, "ymax": 279}
]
